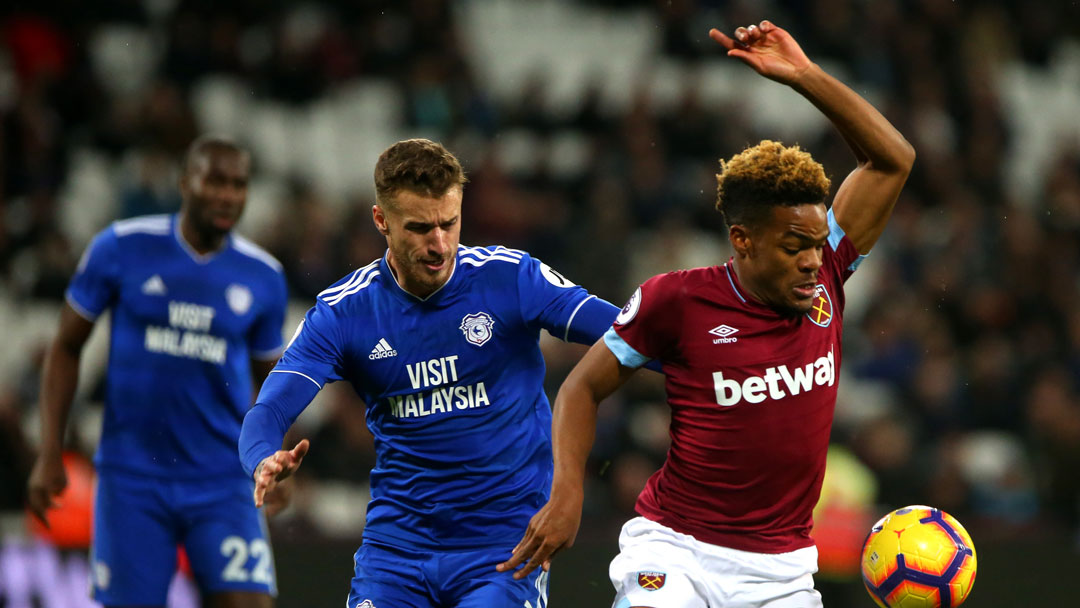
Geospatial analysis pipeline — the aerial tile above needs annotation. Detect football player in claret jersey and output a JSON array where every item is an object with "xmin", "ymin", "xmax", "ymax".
[
  {"xmin": 238, "ymin": 138, "xmax": 649, "ymax": 608},
  {"xmin": 502, "ymin": 20, "xmax": 915, "ymax": 608},
  {"xmin": 27, "ymin": 136, "xmax": 289, "ymax": 607}
]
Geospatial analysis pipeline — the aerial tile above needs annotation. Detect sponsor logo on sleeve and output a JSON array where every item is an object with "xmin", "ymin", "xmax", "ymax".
[{"xmin": 615, "ymin": 287, "xmax": 642, "ymax": 325}]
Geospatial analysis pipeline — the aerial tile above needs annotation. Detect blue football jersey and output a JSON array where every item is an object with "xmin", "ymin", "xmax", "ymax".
[
  {"xmin": 272, "ymin": 245, "xmax": 600, "ymax": 550},
  {"xmin": 67, "ymin": 214, "xmax": 287, "ymax": 479}
]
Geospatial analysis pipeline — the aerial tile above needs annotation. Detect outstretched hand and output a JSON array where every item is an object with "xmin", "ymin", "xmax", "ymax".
[
  {"xmin": 253, "ymin": 439, "xmax": 309, "ymax": 508},
  {"xmin": 496, "ymin": 491, "xmax": 583, "ymax": 580},
  {"xmin": 709, "ymin": 20, "xmax": 812, "ymax": 85}
]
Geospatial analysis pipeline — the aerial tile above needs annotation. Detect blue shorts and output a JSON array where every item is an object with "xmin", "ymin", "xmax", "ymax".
[
  {"xmin": 91, "ymin": 470, "xmax": 276, "ymax": 605},
  {"xmin": 347, "ymin": 541, "xmax": 549, "ymax": 608}
]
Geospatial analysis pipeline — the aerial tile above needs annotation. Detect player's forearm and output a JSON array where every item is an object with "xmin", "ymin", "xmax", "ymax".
[
  {"xmin": 238, "ymin": 370, "xmax": 320, "ymax": 477},
  {"xmin": 791, "ymin": 64, "xmax": 914, "ymax": 172},
  {"xmin": 550, "ymin": 382, "xmax": 600, "ymax": 501},
  {"xmin": 37, "ymin": 341, "xmax": 81, "ymax": 456}
]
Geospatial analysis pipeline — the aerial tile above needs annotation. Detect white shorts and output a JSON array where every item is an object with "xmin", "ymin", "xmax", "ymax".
[{"xmin": 609, "ymin": 517, "xmax": 823, "ymax": 608}]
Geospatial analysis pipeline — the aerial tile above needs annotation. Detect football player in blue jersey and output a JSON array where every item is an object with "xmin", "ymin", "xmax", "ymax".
[
  {"xmin": 239, "ymin": 138, "xmax": 647, "ymax": 608},
  {"xmin": 28, "ymin": 136, "xmax": 289, "ymax": 608}
]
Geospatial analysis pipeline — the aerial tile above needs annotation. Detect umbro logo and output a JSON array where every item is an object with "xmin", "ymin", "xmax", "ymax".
[
  {"xmin": 368, "ymin": 338, "xmax": 397, "ymax": 360},
  {"xmin": 709, "ymin": 324, "xmax": 739, "ymax": 344},
  {"xmin": 141, "ymin": 275, "xmax": 167, "ymax": 295}
]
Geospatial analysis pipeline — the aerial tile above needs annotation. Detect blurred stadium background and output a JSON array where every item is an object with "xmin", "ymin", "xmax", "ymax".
[{"xmin": 1, "ymin": 0, "xmax": 1079, "ymax": 606}]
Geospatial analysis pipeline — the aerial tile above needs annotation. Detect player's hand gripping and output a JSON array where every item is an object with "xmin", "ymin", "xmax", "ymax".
[
  {"xmin": 496, "ymin": 488, "xmax": 583, "ymax": 580},
  {"xmin": 709, "ymin": 20, "xmax": 812, "ymax": 86},
  {"xmin": 253, "ymin": 438, "xmax": 309, "ymax": 508},
  {"xmin": 26, "ymin": 450, "xmax": 67, "ymax": 528}
]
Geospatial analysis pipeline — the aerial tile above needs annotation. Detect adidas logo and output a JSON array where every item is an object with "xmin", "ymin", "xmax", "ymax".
[
  {"xmin": 368, "ymin": 338, "xmax": 397, "ymax": 360},
  {"xmin": 141, "ymin": 274, "xmax": 167, "ymax": 296}
]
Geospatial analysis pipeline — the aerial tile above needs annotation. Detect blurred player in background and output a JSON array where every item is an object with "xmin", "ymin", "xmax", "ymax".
[
  {"xmin": 239, "ymin": 138, "xmax": 655, "ymax": 608},
  {"xmin": 502, "ymin": 20, "xmax": 915, "ymax": 608},
  {"xmin": 27, "ymin": 135, "xmax": 289, "ymax": 608}
]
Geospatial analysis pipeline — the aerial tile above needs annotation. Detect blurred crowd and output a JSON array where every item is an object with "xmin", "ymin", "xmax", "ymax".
[{"xmin": 2, "ymin": 0, "xmax": 1080, "ymax": 569}]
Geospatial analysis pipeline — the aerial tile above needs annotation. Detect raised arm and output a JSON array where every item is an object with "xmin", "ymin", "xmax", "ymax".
[
  {"xmin": 497, "ymin": 338, "xmax": 637, "ymax": 579},
  {"xmin": 27, "ymin": 304, "xmax": 95, "ymax": 526},
  {"xmin": 711, "ymin": 20, "xmax": 915, "ymax": 253}
]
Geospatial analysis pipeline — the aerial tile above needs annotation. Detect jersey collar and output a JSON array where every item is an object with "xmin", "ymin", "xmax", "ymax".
[
  {"xmin": 379, "ymin": 249, "xmax": 458, "ymax": 303},
  {"xmin": 173, "ymin": 213, "xmax": 231, "ymax": 264}
]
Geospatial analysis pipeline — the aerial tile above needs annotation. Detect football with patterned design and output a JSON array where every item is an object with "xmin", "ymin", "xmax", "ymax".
[{"xmin": 860, "ymin": 505, "xmax": 977, "ymax": 608}]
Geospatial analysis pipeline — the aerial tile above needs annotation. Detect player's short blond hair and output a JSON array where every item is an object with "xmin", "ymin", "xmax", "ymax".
[
  {"xmin": 374, "ymin": 139, "xmax": 468, "ymax": 209},
  {"xmin": 715, "ymin": 140, "xmax": 831, "ymax": 229}
]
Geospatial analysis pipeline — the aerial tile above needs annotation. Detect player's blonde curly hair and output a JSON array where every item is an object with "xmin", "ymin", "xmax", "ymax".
[{"xmin": 715, "ymin": 140, "xmax": 831, "ymax": 229}]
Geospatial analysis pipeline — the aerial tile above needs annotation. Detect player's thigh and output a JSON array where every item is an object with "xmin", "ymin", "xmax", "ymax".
[
  {"xmin": 347, "ymin": 543, "xmax": 433, "ymax": 608},
  {"xmin": 445, "ymin": 549, "xmax": 549, "ymax": 608},
  {"xmin": 608, "ymin": 518, "xmax": 707, "ymax": 608},
  {"xmin": 92, "ymin": 472, "xmax": 178, "ymax": 606},
  {"xmin": 182, "ymin": 478, "xmax": 276, "ymax": 597}
]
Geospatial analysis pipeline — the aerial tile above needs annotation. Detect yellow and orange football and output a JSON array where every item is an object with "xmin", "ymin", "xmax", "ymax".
[{"xmin": 861, "ymin": 505, "xmax": 977, "ymax": 608}]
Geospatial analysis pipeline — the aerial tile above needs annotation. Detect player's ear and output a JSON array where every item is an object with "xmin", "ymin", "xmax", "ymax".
[
  {"xmin": 729, "ymin": 224, "xmax": 752, "ymax": 256},
  {"xmin": 372, "ymin": 204, "xmax": 390, "ymax": 235}
]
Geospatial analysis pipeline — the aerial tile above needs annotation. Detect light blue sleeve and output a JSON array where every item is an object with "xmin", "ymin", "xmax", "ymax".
[
  {"xmin": 603, "ymin": 327, "xmax": 653, "ymax": 369},
  {"xmin": 827, "ymin": 208, "xmax": 868, "ymax": 273}
]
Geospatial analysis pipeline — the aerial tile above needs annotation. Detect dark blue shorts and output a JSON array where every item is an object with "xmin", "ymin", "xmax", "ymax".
[
  {"xmin": 347, "ymin": 541, "xmax": 548, "ymax": 608},
  {"xmin": 91, "ymin": 470, "xmax": 276, "ymax": 606}
]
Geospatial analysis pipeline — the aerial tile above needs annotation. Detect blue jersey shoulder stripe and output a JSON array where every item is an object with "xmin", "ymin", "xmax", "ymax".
[
  {"xmin": 232, "ymin": 235, "xmax": 284, "ymax": 272},
  {"xmin": 321, "ymin": 264, "xmax": 382, "ymax": 306},
  {"xmin": 459, "ymin": 255, "xmax": 521, "ymax": 267},
  {"xmin": 113, "ymin": 215, "xmax": 171, "ymax": 236},
  {"xmin": 319, "ymin": 262, "xmax": 378, "ymax": 297},
  {"xmin": 459, "ymin": 245, "xmax": 524, "ymax": 259}
]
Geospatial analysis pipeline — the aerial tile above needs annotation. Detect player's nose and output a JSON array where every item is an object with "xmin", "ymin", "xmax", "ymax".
[
  {"xmin": 428, "ymin": 228, "xmax": 450, "ymax": 255},
  {"xmin": 798, "ymin": 249, "xmax": 823, "ymax": 272}
]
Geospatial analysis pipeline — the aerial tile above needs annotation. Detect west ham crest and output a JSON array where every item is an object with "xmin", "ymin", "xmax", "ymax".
[
  {"xmin": 637, "ymin": 571, "xmax": 666, "ymax": 591},
  {"xmin": 226, "ymin": 283, "xmax": 253, "ymax": 315},
  {"xmin": 460, "ymin": 312, "xmax": 495, "ymax": 346},
  {"xmin": 806, "ymin": 284, "xmax": 833, "ymax": 328}
]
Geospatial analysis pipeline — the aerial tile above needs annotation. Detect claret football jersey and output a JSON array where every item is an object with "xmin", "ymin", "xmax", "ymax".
[
  {"xmin": 605, "ymin": 209, "xmax": 864, "ymax": 554},
  {"xmin": 272, "ymin": 245, "xmax": 601, "ymax": 550},
  {"xmin": 67, "ymin": 214, "xmax": 287, "ymax": 479}
]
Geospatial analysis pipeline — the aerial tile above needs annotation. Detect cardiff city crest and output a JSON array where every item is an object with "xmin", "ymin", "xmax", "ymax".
[
  {"xmin": 226, "ymin": 283, "xmax": 253, "ymax": 316},
  {"xmin": 460, "ymin": 312, "xmax": 495, "ymax": 346},
  {"xmin": 806, "ymin": 284, "xmax": 833, "ymax": 328}
]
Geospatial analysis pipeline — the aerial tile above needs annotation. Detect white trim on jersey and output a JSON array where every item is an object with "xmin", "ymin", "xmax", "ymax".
[
  {"xmin": 269, "ymin": 369, "xmax": 322, "ymax": 389},
  {"xmin": 233, "ymin": 234, "xmax": 284, "ymax": 272},
  {"xmin": 562, "ymin": 295, "xmax": 596, "ymax": 342},
  {"xmin": 458, "ymin": 245, "xmax": 524, "ymax": 267},
  {"xmin": 319, "ymin": 263, "xmax": 378, "ymax": 298},
  {"xmin": 323, "ymin": 266, "xmax": 382, "ymax": 306},
  {"xmin": 65, "ymin": 292, "xmax": 99, "ymax": 322},
  {"xmin": 113, "ymin": 215, "xmax": 171, "ymax": 236}
]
